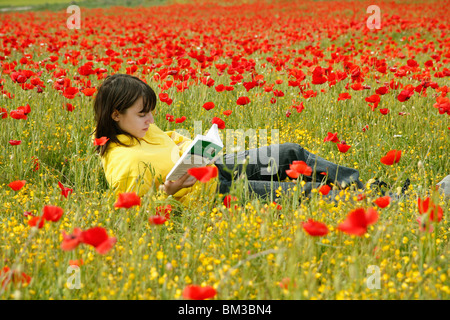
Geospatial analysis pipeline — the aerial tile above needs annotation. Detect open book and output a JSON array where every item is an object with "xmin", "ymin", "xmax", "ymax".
[{"xmin": 165, "ymin": 124, "xmax": 223, "ymax": 182}]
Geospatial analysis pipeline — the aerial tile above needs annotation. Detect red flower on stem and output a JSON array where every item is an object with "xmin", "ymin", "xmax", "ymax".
[
  {"xmin": 156, "ymin": 204, "xmax": 172, "ymax": 219},
  {"xmin": 337, "ymin": 142, "xmax": 351, "ymax": 153},
  {"xmin": 236, "ymin": 96, "xmax": 250, "ymax": 105},
  {"xmin": 1, "ymin": 266, "xmax": 32, "ymax": 287},
  {"xmin": 182, "ymin": 285, "xmax": 217, "ymax": 300},
  {"xmin": 319, "ymin": 185, "xmax": 331, "ymax": 195},
  {"xmin": 8, "ymin": 180, "xmax": 26, "ymax": 191},
  {"xmin": 373, "ymin": 196, "xmax": 391, "ymax": 208},
  {"xmin": 323, "ymin": 132, "xmax": 340, "ymax": 143},
  {"xmin": 149, "ymin": 215, "xmax": 167, "ymax": 225},
  {"xmin": 42, "ymin": 205, "xmax": 64, "ymax": 222},
  {"xmin": 202, "ymin": 102, "xmax": 215, "ymax": 111},
  {"xmin": 80, "ymin": 227, "xmax": 117, "ymax": 255},
  {"xmin": 286, "ymin": 160, "xmax": 312, "ymax": 178},
  {"xmin": 188, "ymin": 166, "xmax": 218, "ymax": 183},
  {"xmin": 61, "ymin": 228, "xmax": 83, "ymax": 251},
  {"xmin": 338, "ymin": 92, "xmax": 351, "ymax": 101},
  {"xmin": 27, "ymin": 216, "xmax": 45, "ymax": 229},
  {"xmin": 212, "ymin": 117, "xmax": 225, "ymax": 129},
  {"xmin": 380, "ymin": 150, "xmax": 402, "ymax": 165},
  {"xmin": 58, "ymin": 181, "xmax": 73, "ymax": 198},
  {"xmin": 337, "ymin": 207, "xmax": 379, "ymax": 236},
  {"xmin": 418, "ymin": 197, "xmax": 443, "ymax": 222},
  {"xmin": 223, "ymin": 195, "xmax": 238, "ymax": 209},
  {"xmin": 397, "ymin": 89, "xmax": 414, "ymax": 102},
  {"xmin": 302, "ymin": 219, "xmax": 329, "ymax": 236},
  {"xmin": 114, "ymin": 192, "xmax": 141, "ymax": 209},
  {"xmin": 93, "ymin": 137, "xmax": 109, "ymax": 146}
]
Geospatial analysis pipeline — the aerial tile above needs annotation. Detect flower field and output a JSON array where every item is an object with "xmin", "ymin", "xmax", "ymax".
[{"xmin": 0, "ymin": 0, "xmax": 449, "ymax": 300}]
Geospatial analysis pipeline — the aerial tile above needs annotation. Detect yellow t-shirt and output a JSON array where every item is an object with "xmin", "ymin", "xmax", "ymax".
[{"xmin": 101, "ymin": 123, "xmax": 219, "ymax": 207}]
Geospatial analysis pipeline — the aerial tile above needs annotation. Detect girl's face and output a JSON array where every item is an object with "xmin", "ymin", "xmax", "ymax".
[{"xmin": 112, "ymin": 97, "xmax": 155, "ymax": 139}]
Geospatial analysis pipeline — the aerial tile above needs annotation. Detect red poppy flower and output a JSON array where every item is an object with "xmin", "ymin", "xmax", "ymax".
[
  {"xmin": 9, "ymin": 140, "xmax": 21, "ymax": 145},
  {"xmin": 292, "ymin": 103, "xmax": 304, "ymax": 113},
  {"xmin": 338, "ymin": 92, "xmax": 351, "ymax": 101},
  {"xmin": 212, "ymin": 117, "xmax": 225, "ymax": 129},
  {"xmin": 375, "ymin": 86, "xmax": 389, "ymax": 95},
  {"xmin": 379, "ymin": 108, "xmax": 390, "ymax": 115},
  {"xmin": 182, "ymin": 285, "xmax": 217, "ymax": 300},
  {"xmin": 273, "ymin": 89, "xmax": 284, "ymax": 97},
  {"xmin": 65, "ymin": 103, "xmax": 75, "ymax": 112},
  {"xmin": 337, "ymin": 207, "xmax": 379, "ymax": 236},
  {"xmin": 365, "ymin": 94, "xmax": 381, "ymax": 110},
  {"xmin": 63, "ymin": 87, "xmax": 79, "ymax": 99},
  {"xmin": 93, "ymin": 136, "xmax": 109, "ymax": 146},
  {"xmin": 166, "ymin": 114, "xmax": 175, "ymax": 122},
  {"xmin": 149, "ymin": 215, "xmax": 167, "ymax": 225},
  {"xmin": 81, "ymin": 87, "xmax": 96, "ymax": 96},
  {"xmin": 156, "ymin": 204, "xmax": 172, "ymax": 219},
  {"xmin": 273, "ymin": 201, "xmax": 283, "ymax": 210},
  {"xmin": 373, "ymin": 196, "xmax": 391, "ymax": 208},
  {"xmin": 323, "ymin": 132, "xmax": 340, "ymax": 143},
  {"xmin": 303, "ymin": 90, "xmax": 317, "ymax": 99},
  {"xmin": 236, "ymin": 96, "xmax": 250, "ymax": 105},
  {"xmin": 58, "ymin": 181, "xmax": 73, "ymax": 198},
  {"xmin": 397, "ymin": 89, "xmax": 414, "ymax": 102},
  {"xmin": 1, "ymin": 266, "xmax": 32, "ymax": 287},
  {"xmin": 188, "ymin": 166, "xmax": 218, "ymax": 183},
  {"xmin": 114, "ymin": 192, "xmax": 141, "ymax": 209},
  {"xmin": 418, "ymin": 197, "xmax": 443, "ymax": 222},
  {"xmin": 43, "ymin": 205, "xmax": 64, "ymax": 222},
  {"xmin": 10, "ymin": 109, "xmax": 27, "ymax": 120},
  {"xmin": 159, "ymin": 92, "xmax": 169, "ymax": 102},
  {"xmin": 380, "ymin": 150, "xmax": 402, "ymax": 165},
  {"xmin": 350, "ymin": 83, "xmax": 363, "ymax": 91},
  {"xmin": 8, "ymin": 180, "xmax": 26, "ymax": 191},
  {"xmin": 302, "ymin": 219, "xmax": 329, "ymax": 236},
  {"xmin": 202, "ymin": 102, "xmax": 215, "ymax": 111},
  {"xmin": 28, "ymin": 216, "xmax": 45, "ymax": 229},
  {"xmin": 223, "ymin": 195, "xmax": 238, "ymax": 209},
  {"xmin": 337, "ymin": 143, "xmax": 351, "ymax": 153},
  {"xmin": 69, "ymin": 259, "xmax": 84, "ymax": 267},
  {"xmin": 0, "ymin": 107, "xmax": 7, "ymax": 119},
  {"xmin": 175, "ymin": 116, "xmax": 186, "ymax": 123},
  {"xmin": 80, "ymin": 226, "xmax": 116, "ymax": 254},
  {"xmin": 286, "ymin": 160, "xmax": 312, "ymax": 178},
  {"xmin": 61, "ymin": 228, "xmax": 83, "ymax": 251},
  {"xmin": 18, "ymin": 104, "xmax": 31, "ymax": 115},
  {"xmin": 319, "ymin": 185, "xmax": 331, "ymax": 195},
  {"xmin": 223, "ymin": 110, "xmax": 232, "ymax": 116}
]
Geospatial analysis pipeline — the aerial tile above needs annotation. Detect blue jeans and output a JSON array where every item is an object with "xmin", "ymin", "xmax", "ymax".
[{"xmin": 213, "ymin": 143, "xmax": 364, "ymax": 200}]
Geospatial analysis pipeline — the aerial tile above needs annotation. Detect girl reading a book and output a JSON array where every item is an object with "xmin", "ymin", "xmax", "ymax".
[{"xmin": 93, "ymin": 74, "xmax": 366, "ymax": 207}]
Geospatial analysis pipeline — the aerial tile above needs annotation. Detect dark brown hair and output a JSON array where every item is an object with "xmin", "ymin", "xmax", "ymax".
[{"xmin": 93, "ymin": 74, "xmax": 157, "ymax": 156}]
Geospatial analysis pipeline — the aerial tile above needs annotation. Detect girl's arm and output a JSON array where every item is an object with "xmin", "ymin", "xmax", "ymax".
[{"xmin": 166, "ymin": 131, "xmax": 192, "ymax": 155}]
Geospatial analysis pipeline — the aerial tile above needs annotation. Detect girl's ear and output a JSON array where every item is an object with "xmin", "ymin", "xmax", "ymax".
[{"xmin": 111, "ymin": 110, "xmax": 120, "ymax": 121}]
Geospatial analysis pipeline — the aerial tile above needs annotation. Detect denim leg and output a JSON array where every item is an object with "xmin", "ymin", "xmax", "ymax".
[{"xmin": 214, "ymin": 143, "xmax": 364, "ymax": 190}]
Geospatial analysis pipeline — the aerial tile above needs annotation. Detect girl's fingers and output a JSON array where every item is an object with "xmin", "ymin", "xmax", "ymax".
[{"xmin": 183, "ymin": 176, "xmax": 197, "ymax": 187}]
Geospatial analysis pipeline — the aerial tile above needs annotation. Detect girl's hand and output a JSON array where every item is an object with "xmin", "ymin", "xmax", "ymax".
[{"xmin": 163, "ymin": 172, "xmax": 197, "ymax": 195}]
